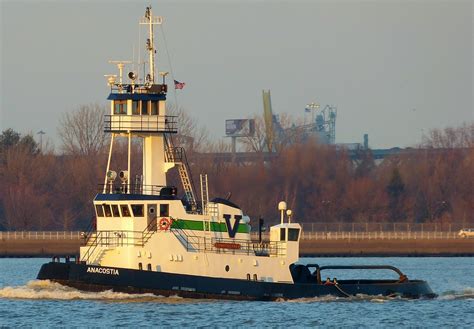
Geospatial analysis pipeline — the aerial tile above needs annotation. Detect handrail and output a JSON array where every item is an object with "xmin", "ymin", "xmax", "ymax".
[
  {"xmin": 170, "ymin": 218, "xmax": 202, "ymax": 251},
  {"xmin": 81, "ymin": 218, "xmax": 162, "ymax": 263},
  {"xmin": 181, "ymin": 148, "xmax": 198, "ymax": 205},
  {"xmin": 306, "ymin": 264, "xmax": 407, "ymax": 284},
  {"xmin": 0, "ymin": 231, "xmax": 81, "ymax": 240},
  {"xmin": 141, "ymin": 217, "xmax": 158, "ymax": 245},
  {"xmin": 165, "ymin": 146, "xmax": 184, "ymax": 163},
  {"xmin": 98, "ymin": 183, "xmax": 168, "ymax": 196},
  {"xmin": 164, "ymin": 136, "xmax": 197, "ymax": 210},
  {"xmin": 170, "ymin": 219, "xmax": 286, "ymax": 257},
  {"xmin": 104, "ymin": 114, "xmax": 178, "ymax": 133},
  {"xmin": 81, "ymin": 232, "xmax": 100, "ymax": 263}
]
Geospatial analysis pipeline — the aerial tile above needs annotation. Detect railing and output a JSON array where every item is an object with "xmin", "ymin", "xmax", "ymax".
[
  {"xmin": 0, "ymin": 231, "xmax": 81, "ymax": 240},
  {"xmin": 251, "ymin": 231, "xmax": 462, "ymax": 240},
  {"xmin": 142, "ymin": 217, "xmax": 158, "ymax": 245},
  {"xmin": 98, "ymin": 183, "xmax": 169, "ymax": 196},
  {"xmin": 170, "ymin": 222, "xmax": 286, "ymax": 257},
  {"xmin": 170, "ymin": 219, "xmax": 202, "ymax": 251},
  {"xmin": 81, "ymin": 232, "xmax": 100, "ymax": 263},
  {"xmin": 298, "ymin": 231, "xmax": 460, "ymax": 240},
  {"xmin": 165, "ymin": 146, "xmax": 184, "ymax": 163},
  {"xmin": 298, "ymin": 222, "xmax": 471, "ymax": 233},
  {"xmin": 0, "ymin": 223, "xmax": 474, "ymax": 243},
  {"xmin": 104, "ymin": 114, "xmax": 177, "ymax": 133},
  {"xmin": 83, "ymin": 231, "xmax": 147, "ymax": 247},
  {"xmin": 307, "ymin": 264, "xmax": 408, "ymax": 284},
  {"xmin": 81, "ymin": 229, "xmax": 160, "ymax": 263},
  {"xmin": 110, "ymin": 83, "xmax": 167, "ymax": 94},
  {"xmin": 81, "ymin": 216, "xmax": 164, "ymax": 263}
]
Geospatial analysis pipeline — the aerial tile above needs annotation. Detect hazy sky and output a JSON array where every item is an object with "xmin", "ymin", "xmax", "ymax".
[{"xmin": 1, "ymin": 0, "xmax": 473, "ymax": 149}]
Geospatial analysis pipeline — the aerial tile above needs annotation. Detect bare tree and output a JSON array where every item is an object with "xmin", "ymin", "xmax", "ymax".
[
  {"xmin": 58, "ymin": 103, "xmax": 107, "ymax": 156},
  {"xmin": 240, "ymin": 115, "xmax": 267, "ymax": 153},
  {"xmin": 166, "ymin": 104, "xmax": 209, "ymax": 152},
  {"xmin": 421, "ymin": 122, "xmax": 474, "ymax": 148}
]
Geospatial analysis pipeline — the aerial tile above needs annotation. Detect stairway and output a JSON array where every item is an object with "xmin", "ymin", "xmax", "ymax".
[
  {"xmin": 170, "ymin": 219, "xmax": 203, "ymax": 252},
  {"xmin": 164, "ymin": 135, "xmax": 197, "ymax": 210},
  {"xmin": 81, "ymin": 232, "xmax": 109, "ymax": 264}
]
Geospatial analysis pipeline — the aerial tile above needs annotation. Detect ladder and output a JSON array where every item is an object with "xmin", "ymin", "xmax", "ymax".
[
  {"xmin": 164, "ymin": 135, "xmax": 197, "ymax": 209},
  {"xmin": 200, "ymin": 174, "xmax": 211, "ymax": 234},
  {"xmin": 178, "ymin": 164, "xmax": 195, "ymax": 206},
  {"xmin": 200, "ymin": 174, "xmax": 209, "ymax": 215}
]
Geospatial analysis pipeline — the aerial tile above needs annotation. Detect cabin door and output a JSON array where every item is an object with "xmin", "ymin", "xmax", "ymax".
[{"xmin": 147, "ymin": 204, "xmax": 157, "ymax": 231}]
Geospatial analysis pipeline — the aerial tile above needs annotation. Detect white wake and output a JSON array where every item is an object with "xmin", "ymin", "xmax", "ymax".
[
  {"xmin": 0, "ymin": 280, "xmax": 168, "ymax": 302},
  {"xmin": 438, "ymin": 287, "xmax": 474, "ymax": 301}
]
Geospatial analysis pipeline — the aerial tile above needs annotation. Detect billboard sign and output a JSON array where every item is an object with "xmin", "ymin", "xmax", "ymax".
[{"xmin": 225, "ymin": 119, "xmax": 255, "ymax": 137}]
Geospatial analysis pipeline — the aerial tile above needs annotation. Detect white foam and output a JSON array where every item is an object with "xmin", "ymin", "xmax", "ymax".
[
  {"xmin": 279, "ymin": 293, "xmax": 406, "ymax": 303},
  {"xmin": 0, "ymin": 280, "xmax": 163, "ymax": 301},
  {"xmin": 438, "ymin": 287, "xmax": 474, "ymax": 301},
  {"xmin": 277, "ymin": 295, "xmax": 343, "ymax": 303}
]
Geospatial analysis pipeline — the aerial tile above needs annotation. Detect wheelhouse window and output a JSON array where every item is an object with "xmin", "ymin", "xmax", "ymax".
[
  {"xmin": 120, "ymin": 205, "xmax": 131, "ymax": 217},
  {"xmin": 111, "ymin": 205, "xmax": 120, "ymax": 217},
  {"xmin": 131, "ymin": 204, "xmax": 144, "ymax": 217},
  {"xmin": 150, "ymin": 101, "xmax": 159, "ymax": 115},
  {"xmin": 132, "ymin": 101, "xmax": 140, "ymax": 115},
  {"xmin": 280, "ymin": 228, "xmax": 286, "ymax": 241},
  {"xmin": 141, "ymin": 101, "xmax": 149, "ymax": 115},
  {"xmin": 160, "ymin": 204, "xmax": 169, "ymax": 217},
  {"xmin": 95, "ymin": 205, "xmax": 104, "ymax": 217},
  {"xmin": 288, "ymin": 228, "xmax": 300, "ymax": 241},
  {"xmin": 114, "ymin": 100, "xmax": 127, "ymax": 114},
  {"xmin": 103, "ymin": 204, "xmax": 112, "ymax": 217}
]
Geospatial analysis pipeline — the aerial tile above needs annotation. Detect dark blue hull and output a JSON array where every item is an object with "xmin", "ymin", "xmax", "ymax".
[{"xmin": 37, "ymin": 262, "xmax": 436, "ymax": 300}]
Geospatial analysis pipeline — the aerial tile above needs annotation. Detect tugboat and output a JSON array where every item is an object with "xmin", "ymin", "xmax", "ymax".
[{"xmin": 37, "ymin": 7, "xmax": 435, "ymax": 300}]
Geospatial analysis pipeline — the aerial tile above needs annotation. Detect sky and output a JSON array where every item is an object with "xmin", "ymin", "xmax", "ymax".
[{"xmin": 1, "ymin": 0, "xmax": 473, "ymax": 149}]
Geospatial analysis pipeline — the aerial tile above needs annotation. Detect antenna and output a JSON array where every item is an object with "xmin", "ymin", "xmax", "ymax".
[
  {"xmin": 139, "ymin": 6, "xmax": 162, "ymax": 84},
  {"xmin": 109, "ymin": 60, "xmax": 132, "ymax": 85}
]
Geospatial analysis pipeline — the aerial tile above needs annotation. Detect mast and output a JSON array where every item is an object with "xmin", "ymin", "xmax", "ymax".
[
  {"xmin": 101, "ymin": 7, "xmax": 197, "ymax": 210},
  {"xmin": 140, "ymin": 6, "xmax": 162, "ymax": 84}
]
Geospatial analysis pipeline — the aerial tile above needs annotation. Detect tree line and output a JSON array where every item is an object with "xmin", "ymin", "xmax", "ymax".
[{"xmin": 0, "ymin": 104, "xmax": 472, "ymax": 230}]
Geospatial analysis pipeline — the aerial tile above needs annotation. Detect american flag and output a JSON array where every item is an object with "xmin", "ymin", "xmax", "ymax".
[{"xmin": 174, "ymin": 80, "xmax": 186, "ymax": 90}]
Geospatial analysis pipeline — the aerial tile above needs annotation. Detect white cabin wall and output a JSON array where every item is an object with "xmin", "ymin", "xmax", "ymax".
[
  {"xmin": 143, "ymin": 135, "xmax": 166, "ymax": 187},
  {"xmin": 98, "ymin": 232, "xmax": 295, "ymax": 283}
]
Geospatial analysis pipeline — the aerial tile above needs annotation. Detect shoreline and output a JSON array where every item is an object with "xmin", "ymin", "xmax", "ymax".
[{"xmin": 1, "ymin": 238, "xmax": 472, "ymax": 258}]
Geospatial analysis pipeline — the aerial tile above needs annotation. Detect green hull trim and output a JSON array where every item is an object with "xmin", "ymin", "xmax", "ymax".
[{"xmin": 171, "ymin": 218, "xmax": 250, "ymax": 234}]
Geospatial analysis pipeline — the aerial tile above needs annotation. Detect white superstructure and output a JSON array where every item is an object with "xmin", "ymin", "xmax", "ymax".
[{"xmin": 80, "ymin": 6, "xmax": 301, "ymax": 284}]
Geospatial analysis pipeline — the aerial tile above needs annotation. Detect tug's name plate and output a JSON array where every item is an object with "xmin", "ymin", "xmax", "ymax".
[{"xmin": 87, "ymin": 266, "xmax": 120, "ymax": 275}]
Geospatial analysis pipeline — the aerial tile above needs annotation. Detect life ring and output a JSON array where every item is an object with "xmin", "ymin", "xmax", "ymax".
[{"xmin": 159, "ymin": 217, "xmax": 172, "ymax": 230}]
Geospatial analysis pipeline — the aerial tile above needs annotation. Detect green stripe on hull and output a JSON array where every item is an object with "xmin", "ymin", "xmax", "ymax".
[{"xmin": 171, "ymin": 218, "xmax": 249, "ymax": 234}]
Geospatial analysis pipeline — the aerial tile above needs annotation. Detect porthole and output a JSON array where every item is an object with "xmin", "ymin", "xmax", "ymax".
[{"xmin": 225, "ymin": 265, "xmax": 230, "ymax": 272}]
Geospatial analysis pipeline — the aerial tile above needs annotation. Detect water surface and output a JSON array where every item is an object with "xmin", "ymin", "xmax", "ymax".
[{"xmin": 0, "ymin": 257, "xmax": 472, "ymax": 327}]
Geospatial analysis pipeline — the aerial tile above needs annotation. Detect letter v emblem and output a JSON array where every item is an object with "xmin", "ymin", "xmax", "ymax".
[{"xmin": 223, "ymin": 214, "xmax": 242, "ymax": 238}]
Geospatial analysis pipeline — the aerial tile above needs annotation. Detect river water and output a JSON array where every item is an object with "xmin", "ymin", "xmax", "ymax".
[{"xmin": 0, "ymin": 257, "xmax": 472, "ymax": 327}]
